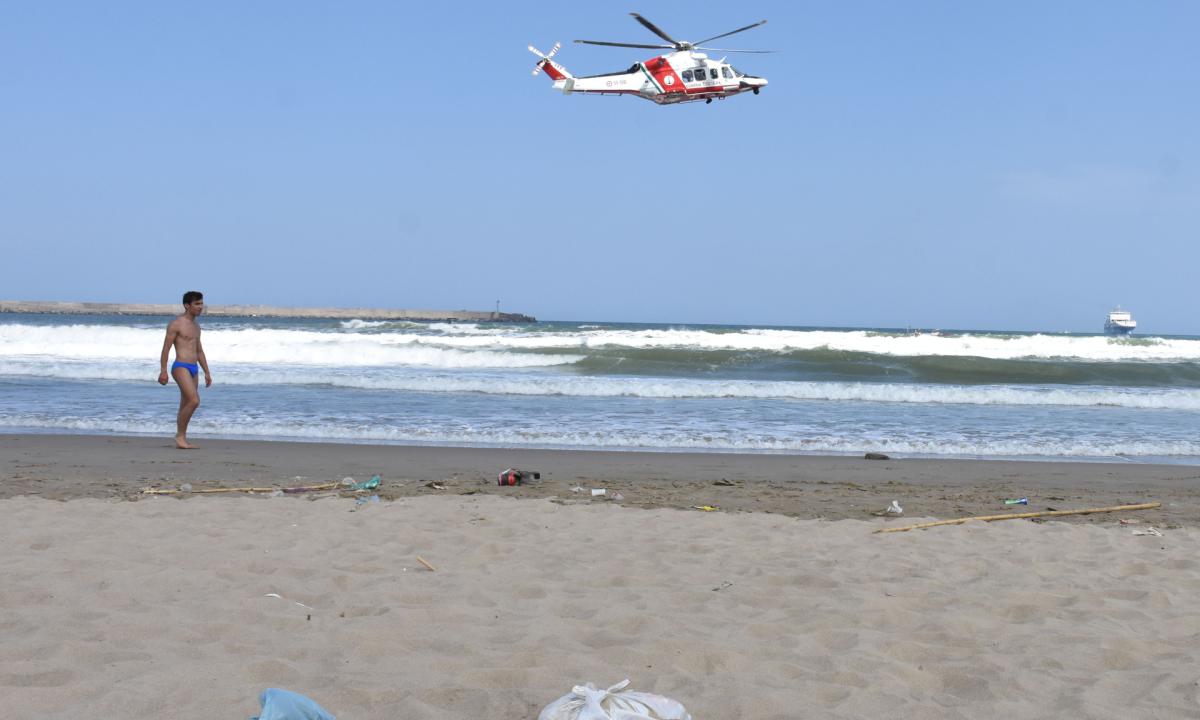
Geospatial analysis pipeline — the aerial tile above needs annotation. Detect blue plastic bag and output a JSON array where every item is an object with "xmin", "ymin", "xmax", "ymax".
[{"xmin": 251, "ymin": 688, "xmax": 336, "ymax": 720}]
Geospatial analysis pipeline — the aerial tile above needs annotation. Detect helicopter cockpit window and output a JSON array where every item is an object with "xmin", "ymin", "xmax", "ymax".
[
  {"xmin": 722, "ymin": 66, "xmax": 733, "ymax": 79},
  {"xmin": 710, "ymin": 68, "xmax": 719, "ymax": 80},
  {"xmin": 682, "ymin": 69, "xmax": 693, "ymax": 82}
]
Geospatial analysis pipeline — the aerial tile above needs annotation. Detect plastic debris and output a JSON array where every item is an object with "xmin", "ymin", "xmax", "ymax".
[
  {"xmin": 1132, "ymin": 526, "xmax": 1164, "ymax": 537},
  {"xmin": 499, "ymin": 468, "xmax": 541, "ymax": 486},
  {"xmin": 571, "ymin": 486, "xmax": 585, "ymax": 493},
  {"xmin": 591, "ymin": 488, "xmax": 606, "ymax": 497},
  {"xmin": 350, "ymin": 475, "xmax": 380, "ymax": 491},
  {"xmin": 539, "ymin": 679, "xmax": 691, "ymax": 720},
  {"xmin": 611, "ymin": 492, "xmax": 624, "ymax": 501},
  {"xmin": 263, "ymin": 593, "xmax": 314, "ymax": 611},
  {"xmin": 251, "ymin": 688, "xmax": 335, "ymax": 720},
  {"xmin": 885, "ymin": 500, "xmax": 903, "ymax": 515},
  {"xmin": 353, "ymin": 494, "xmax": 381, "ymax": 507},
  {"xmin": 692, "ymin": 505, "xmax": 718, "ymax": 512},
  {"xmin": 1004, "ymin": 497, "xmax": 1029, "ymax": 505},
  {"xmin": 179, "ymin": 483, "xmax": 193, "ymax": 493}
]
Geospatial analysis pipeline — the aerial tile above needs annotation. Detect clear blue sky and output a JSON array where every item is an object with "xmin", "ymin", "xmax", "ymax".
[{"xmin": 2, "ymin": 2, "xmax": 1197, "ymax": 333}]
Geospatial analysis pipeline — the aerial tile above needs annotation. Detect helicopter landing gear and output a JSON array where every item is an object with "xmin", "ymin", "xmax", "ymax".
[{"xmin": 753, "ymin": 88, "xmax": 759, "ymax": 95}]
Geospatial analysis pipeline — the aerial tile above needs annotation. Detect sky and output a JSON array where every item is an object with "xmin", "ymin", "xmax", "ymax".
[{"xmin": 2, "ymin": 2, "xmax": 1198, "ymax": 333}]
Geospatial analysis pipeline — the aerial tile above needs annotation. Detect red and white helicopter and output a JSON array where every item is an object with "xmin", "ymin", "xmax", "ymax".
[{"xmin": 529, "ymin": 13, "xmax": 772, "ymax": 105}]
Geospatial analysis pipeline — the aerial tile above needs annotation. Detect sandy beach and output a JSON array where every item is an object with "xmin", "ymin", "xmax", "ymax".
[{"xmin": 3, "ymin": 435, "xmax": 1199, "ymax": 718}]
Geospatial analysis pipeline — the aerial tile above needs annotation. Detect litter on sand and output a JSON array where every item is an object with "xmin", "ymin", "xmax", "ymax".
[
  {"xmin": 539, "ymin": 679, "xmax": 691, "ymax": 720},
  {"xmin": 591, "ymin": 488, "xmax": 607, "ymax": 497},
  {"xmin": 263, "ymin": 593, "xmax": 314, "ymax": 611},
  {"xmin": 870, "ymin": 500, "xmax": 903, "ymax": 517},
  {"xmin": 346, "ymin": 475, "xmax": 380, "ymax": 491},
  {"xmin": 498, "ymin": 468, "xmax": 541, "ymax": 486},
  {"xmin": 251, "ymin": 688, "xmax": 335, "ymax": 720},
  {"xmin": 351, "ymin": 494, "xmax": 381, "ymax": 509},
  {"xmin": 1132, "ymin": 527, "xmax": 1164, "ymax": 537},
  {"xmin": 691, "ymin": 505, "xmax": 718, "ymax": 512},
  {"xmin": 416, "ymin": 556, "xmax": 437, "ymax": 572}
]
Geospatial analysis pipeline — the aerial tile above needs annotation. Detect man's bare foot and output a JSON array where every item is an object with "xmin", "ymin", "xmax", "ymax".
[{"xmin": 175, "ymin": 436, "xmax": 198, "ymax": 449}]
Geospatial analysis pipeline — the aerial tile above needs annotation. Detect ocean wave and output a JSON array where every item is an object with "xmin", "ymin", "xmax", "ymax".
[
  {"xmin": 0, "ymin": 325, "xmax": 581, "ymax": 369},
  {"xmin": 4, "ymin": 322, "xmax": 1199, "ymax": 363},
  {"xmin": 339, "ymin": 319, "xmax": 427, "ymax": 330},
  {"xmin": 4, "ymin": 414, "xmax": 1198, "ymax": 460},
  {"xmin": 4, "ymin": 359, "xmax": 1200, "ymax": 410}
]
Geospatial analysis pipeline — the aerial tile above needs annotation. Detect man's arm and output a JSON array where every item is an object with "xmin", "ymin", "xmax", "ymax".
[
  {"xmin": 158, "ymin": 322, "xmax": 178, "ymax": 385},
  {"xmin": 197, "ymin": 332, "xmax": 212, "ymax": 387}
]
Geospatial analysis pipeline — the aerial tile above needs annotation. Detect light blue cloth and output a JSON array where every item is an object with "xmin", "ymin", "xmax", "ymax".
[{"xmin": 251, "ymin": 688, "xmax": 336, "ymax": 720}]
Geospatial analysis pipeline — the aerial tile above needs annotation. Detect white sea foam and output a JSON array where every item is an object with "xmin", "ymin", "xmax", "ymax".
[
  {"xmin": 0, "ymin": 324, "xmax": 581, "ymax": 368},
  {"xmin": 4, "ymin": 358, "xmax": 1199, "ymax": 410},
  {"xmin": 4, "ymin": 414, "xmax": 1198, "ymax": 459},
  {"xmin": 5, "ymin": 322, "xmax": 1197, "ymax": 362}
]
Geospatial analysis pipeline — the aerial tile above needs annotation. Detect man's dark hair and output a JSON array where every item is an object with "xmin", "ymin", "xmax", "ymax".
[{"xmin": 182, "ymin": 291, "xmax": 204, "ymax": 306}]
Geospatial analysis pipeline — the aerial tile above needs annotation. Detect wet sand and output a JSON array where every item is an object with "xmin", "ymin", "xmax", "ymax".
[{"xmin": 2, "ymin": 434, "xmax": 1197, "ymax": 526}]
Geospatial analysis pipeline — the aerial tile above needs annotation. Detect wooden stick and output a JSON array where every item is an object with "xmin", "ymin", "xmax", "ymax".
[
  {"xmin": 141, "ymin": 482, "xmax": 341, "ymax": 495},
  {"xmin": 874, "ymin": 502, "xmax": 1160, "ymax": 534},
  {"xmin": 416, "ymin": 556, "xmax": 437, "ymax": 572}
]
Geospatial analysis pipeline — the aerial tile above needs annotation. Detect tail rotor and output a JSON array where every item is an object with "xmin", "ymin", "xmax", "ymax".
[{"xmin": 529, "ymin": 41, "xmax": 563, "ymax": 77}]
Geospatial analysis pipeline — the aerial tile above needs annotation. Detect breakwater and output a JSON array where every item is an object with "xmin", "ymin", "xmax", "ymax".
[{"xmin": 0, "ymin": 300, "xmax": 535, "ymax": 323}]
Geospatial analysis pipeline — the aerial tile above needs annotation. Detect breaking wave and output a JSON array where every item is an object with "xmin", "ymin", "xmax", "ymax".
[{"xmin": 4, "ymin": 414, "xmax": 1198, "ymax": 460}]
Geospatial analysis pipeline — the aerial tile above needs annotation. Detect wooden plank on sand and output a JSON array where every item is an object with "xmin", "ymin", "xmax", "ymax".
[{"xmin": 874, "ymin": 502, "xmax": 1161, "ymax": 534}]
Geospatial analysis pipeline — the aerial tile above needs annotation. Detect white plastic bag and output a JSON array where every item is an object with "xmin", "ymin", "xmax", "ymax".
[{"xmin": 538, "ymin": 679, "xmax": 691, "ymax": 720}]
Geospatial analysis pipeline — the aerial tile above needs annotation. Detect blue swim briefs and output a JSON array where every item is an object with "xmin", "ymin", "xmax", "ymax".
[{"xmin": 171, "ymin": 360, "xmax": 199, "ymax": 377}]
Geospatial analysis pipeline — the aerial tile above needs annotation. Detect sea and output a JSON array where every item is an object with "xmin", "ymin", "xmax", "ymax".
[{"xmin": 2, "ymin": 313, "xmax": 1199, "ymax": 465}]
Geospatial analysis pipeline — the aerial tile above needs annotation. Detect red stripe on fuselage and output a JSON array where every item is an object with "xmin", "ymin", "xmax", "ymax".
[
  {"xmin": 642, "ymin": 56, "xmax": 682, "ymax": 92},
  {"xmin": 540, "ymin": 60, "xmax": 565, "ymax": 81}
]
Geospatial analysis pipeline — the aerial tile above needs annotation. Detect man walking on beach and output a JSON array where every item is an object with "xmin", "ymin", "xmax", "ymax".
[{"xmin": 158, "ymin": 291, "xmax": 212, "ymax": 449}]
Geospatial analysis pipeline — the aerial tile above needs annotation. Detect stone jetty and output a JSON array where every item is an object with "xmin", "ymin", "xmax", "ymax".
[{"xmin": 0, "ymin": 300, "xmax": 536, "ymax": 323}]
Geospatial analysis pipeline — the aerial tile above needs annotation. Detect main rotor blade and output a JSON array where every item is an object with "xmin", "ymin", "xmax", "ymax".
[
  {"xmin": 695, "ymin": 47, "xmax": 777, "ymax": 53},
  {"xmin": 695, "ymin": 20, "xmax": 767, "ymax": 46},
  {"xmin": 574, "ymin": 39, "xmax": 673, "ymax": 50},
  {"xmin": 630, "ymin": 13, "xmax": 679, "ymax": 47}
]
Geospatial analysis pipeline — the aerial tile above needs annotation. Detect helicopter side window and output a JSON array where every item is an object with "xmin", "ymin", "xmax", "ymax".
[
  {"xmin": 681, "ymin": 69, "xmax": 693, "ymax": 82},
  {"xmin": 722, "ymin": 66, "xmax": 733, "ymax": 80},
  {"xmin": 710, "ymin": 68, "xmax": 718, "ymax": 80}
]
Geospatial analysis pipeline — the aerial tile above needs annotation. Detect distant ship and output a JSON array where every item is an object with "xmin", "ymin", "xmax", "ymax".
[{"xmin": 1104, "ymin": 307, "xmax": 1137, "ymax": 335}]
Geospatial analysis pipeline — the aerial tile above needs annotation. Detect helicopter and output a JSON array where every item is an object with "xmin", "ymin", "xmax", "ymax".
[{"xmin": 529, "ymin": 13, "xmax": 772, "ymax": 105}]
